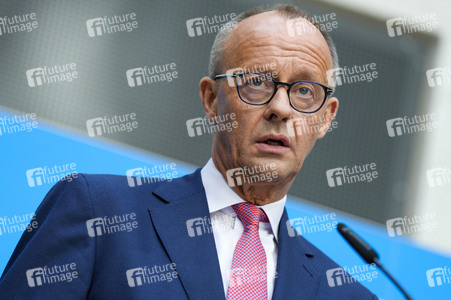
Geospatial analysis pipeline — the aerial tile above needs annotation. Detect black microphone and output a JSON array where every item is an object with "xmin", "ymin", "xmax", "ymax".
[{"xmin": 337, "ymin": 223, "xmax": 413, "ymax": 300}]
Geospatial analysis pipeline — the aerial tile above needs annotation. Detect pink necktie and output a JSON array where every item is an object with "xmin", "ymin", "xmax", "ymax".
[{"xmin": 227, "ymin": 202, "xmax": 269, "ymax": 300}]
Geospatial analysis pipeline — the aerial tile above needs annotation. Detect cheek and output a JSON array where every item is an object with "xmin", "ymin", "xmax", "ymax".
[
  {"xmin": 218, "ymin": 84, "xmax": 239, "ymax": 110},
  {"xmin": 222, "ymin": 105, "xmax": 261, "ymax": 141},
  {"xmin": 233, "ymin": 115, "xmax": 255, "ymax": 143},
  {"xmin": 295, "ymin": 128, "xmax": 318, "ymax": 155}
]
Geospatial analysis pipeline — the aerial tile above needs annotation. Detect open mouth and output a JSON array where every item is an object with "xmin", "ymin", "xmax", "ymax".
[
  {"xmin": 262, "ymin": 139, "xmax": 284, "ymax": 146},
  {"xmin": 257, "ymin": 135, "xmax": 289, "ymax": 147}
]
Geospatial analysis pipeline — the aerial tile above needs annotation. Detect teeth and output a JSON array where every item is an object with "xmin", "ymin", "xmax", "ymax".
[{"xmin": 264, "ymin": 140, "xmax": 283, "ymax": 146}]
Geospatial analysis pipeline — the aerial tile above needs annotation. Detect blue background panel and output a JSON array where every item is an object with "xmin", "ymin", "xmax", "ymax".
[{"xmin": 0, "ymin": 109, "xmax": 450, "ymax": 299}]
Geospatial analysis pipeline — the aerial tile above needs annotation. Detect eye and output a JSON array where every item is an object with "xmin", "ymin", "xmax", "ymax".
[
  {"xmin": 294, "ymin": 85, "xmax": 314, "ymax": 98},
  {"xmin": 247, "ymin": 76, "xmax": 265, "ymax": 88}
]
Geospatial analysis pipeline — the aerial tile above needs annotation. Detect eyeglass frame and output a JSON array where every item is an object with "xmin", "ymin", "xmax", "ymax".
[{"xmin": 214, "ymin": 72, "xmax": 334, "ymax": 114}]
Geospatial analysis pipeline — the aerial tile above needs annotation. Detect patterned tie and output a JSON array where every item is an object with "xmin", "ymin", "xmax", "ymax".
[{"xmin": 227, "ymin": 202, "xmax": 269, "ymax": 300}]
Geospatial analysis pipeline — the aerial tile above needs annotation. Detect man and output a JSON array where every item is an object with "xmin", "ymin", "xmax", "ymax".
[{"xmin": 0, "ymin": 4, "xmax": 377, "ymax": 299}]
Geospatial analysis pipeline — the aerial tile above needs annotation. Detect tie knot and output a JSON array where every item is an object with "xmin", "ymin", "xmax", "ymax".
[{"xmin": 232, "ymin": 202, "xmax": 269, "ymax": 228}]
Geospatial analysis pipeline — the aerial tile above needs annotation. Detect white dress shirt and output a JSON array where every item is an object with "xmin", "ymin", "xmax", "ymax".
[{"xmin": 200, "ymin": 158, "xmax": 286, "ymax": 299}]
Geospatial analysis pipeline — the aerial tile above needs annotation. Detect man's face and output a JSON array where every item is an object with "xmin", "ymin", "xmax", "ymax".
[{"xmin": 210, "ymin": 12, "xmax": 338, "ymax": 184}]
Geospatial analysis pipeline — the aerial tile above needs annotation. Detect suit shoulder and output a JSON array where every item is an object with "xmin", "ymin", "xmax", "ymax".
[
  {"xmin": 69, "ymin": 171, "xmax": 201, "ymax": 207},
  {"xmin": 75, "ymin": 173, "xmax": 168, "ymax": 192},
  {"xmin": 72, "ymin": 173, "xmax": 162, "ymax": 201}
]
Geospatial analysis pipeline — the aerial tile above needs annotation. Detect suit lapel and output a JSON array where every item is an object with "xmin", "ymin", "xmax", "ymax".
[
  {"xmin": 148, "ymin": 170, "xmax": 321, "ymax": 299},
  {"xmin": 148, "ymin": 169, "xmax": 225, "ymax": 300},
  {"xmin": 272, "ymin": 209, "xmax": 320, "ymax": 299}
]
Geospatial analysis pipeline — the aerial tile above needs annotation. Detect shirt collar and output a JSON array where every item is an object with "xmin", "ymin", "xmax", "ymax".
[{"xmin": 200, "ymin": 158, "xmax": 286, "ymax": 241}]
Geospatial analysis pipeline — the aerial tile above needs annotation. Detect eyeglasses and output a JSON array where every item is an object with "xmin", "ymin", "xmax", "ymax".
[{"xmin": 214, "ymin": 72, "xmax": 334, "ymax": 113}]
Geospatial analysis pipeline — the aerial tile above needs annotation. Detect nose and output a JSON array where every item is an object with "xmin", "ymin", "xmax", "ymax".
[{"xmin": 263, "ymin": 84, "xmax": 293, "ymax": 121}]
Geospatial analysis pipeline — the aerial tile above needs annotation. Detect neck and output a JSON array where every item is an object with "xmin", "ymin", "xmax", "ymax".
[{"xmin": 212, "ymin": 155, "xmax": 293, "ymax": 206}]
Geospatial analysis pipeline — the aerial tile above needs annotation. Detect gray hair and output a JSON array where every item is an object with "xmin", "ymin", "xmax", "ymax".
[{"xmin": 209, "ymin": 4, "xmax": 339, "ymax": 82}]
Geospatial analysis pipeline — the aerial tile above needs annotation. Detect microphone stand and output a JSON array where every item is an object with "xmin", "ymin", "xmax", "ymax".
[
  {"xmin": 337, "ymin": 223, "xmax": 413, "ymax": 300},
  {"xmin": 373, "ymin": 257, "xmax": 412, "ymax": 300}
]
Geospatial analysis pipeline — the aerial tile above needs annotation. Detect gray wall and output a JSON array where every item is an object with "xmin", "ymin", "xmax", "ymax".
[{"xmin": 0, "ymin": 0, "xmax": 433, "ymax": 223}]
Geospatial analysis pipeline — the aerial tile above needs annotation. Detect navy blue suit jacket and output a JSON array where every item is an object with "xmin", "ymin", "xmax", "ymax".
[{"xmin": 0, "ymin": 170, "xmax": 377, "ymax": 299}]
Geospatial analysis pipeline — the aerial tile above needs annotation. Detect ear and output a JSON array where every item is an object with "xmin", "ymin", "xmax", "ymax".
[
  {"xmin": 317, "ymin": 96, "xmax": 338, "ymax": 139},
  {"xmin": 199, "ymin": 77, "xmax": 218, "ymax": 121}
]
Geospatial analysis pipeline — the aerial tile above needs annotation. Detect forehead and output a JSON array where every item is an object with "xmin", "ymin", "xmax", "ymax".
[{"xmin": 223, "ymin": 11, "xmax": 333, "ymax": 79}]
